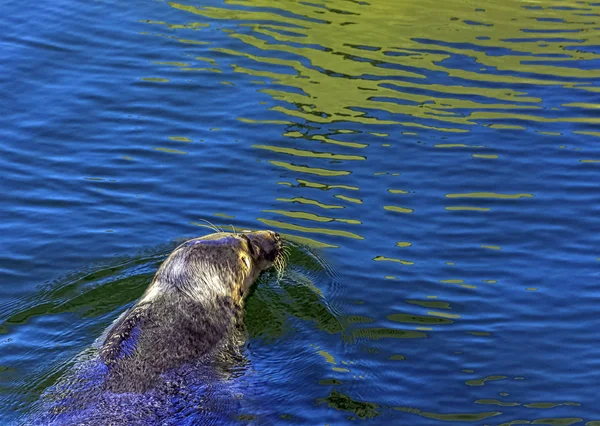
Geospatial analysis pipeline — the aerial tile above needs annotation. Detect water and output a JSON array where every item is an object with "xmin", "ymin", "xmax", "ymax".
[{"xmin": 1, "ymin": 0, "xmax": 600, "ymax": 424}]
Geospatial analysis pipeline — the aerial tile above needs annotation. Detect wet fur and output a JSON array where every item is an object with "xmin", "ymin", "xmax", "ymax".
[
  {"xmin": 100, "ymin": 294, "xmax": 241, "ymax": 393},
  {"xmin": 98, "ymin": 231, "xmax": 281, "ymax": 393},
  {"xmin": 27, "ymin": 231, "xmax": 283, "ymax": 424}
]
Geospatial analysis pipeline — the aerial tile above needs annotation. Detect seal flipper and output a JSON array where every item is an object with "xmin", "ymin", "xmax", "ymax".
[{"xmin": 100, "ymin": 305, "xmax": 147, "ymax": 366}]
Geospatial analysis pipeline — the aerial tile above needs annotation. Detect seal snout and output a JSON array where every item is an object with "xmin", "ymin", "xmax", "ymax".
[
  {"xmin": 266, "ymin": 230, "xmax": 282, "ymax": 261},
  {"xmin": 269, "ymin": 231, "xmax": 283, "ymax": 262},
  {"xmin": 244, "ymin": 230, "xmax": 282, "ymax": 266}
]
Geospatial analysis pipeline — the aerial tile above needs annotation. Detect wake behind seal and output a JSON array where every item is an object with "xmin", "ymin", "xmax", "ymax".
[{"xmin": 30, "ymin": 230, "xmax": 284, "ymax": 425}]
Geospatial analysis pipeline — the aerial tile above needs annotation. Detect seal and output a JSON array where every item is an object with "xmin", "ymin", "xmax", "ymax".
[
  {"xmin": 101, "ymin": 230, "xmax": 283, "ymax": 392},
  {"xmin": 30, "ymin": 230, "xmax": 283, "ymax": 425}
]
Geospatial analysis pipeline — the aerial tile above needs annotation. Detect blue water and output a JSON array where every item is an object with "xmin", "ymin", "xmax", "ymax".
[{"xmin": 2, "ymin": 0, "xmax": 600, "ymax": 424}]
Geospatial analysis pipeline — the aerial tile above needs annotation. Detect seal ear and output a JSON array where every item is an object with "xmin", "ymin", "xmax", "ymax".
[{"xmin": 241, "ymin": 235, "xmax": 257, "ymax": 257}]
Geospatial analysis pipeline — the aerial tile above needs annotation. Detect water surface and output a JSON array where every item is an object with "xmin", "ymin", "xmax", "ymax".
[{"xmin": 1, "ymin": 0, "xmax": 600, "ymax": 424}]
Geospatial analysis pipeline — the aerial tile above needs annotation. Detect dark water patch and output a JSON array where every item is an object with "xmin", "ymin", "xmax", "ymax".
[
  {"xmin": 565, "ymin": 44, "xmax": 600, "ymax": 52},
  {"xmin": 521, "ymin": 28, "xmax": 584, "ymax": 33},
  {"xmin": 316, "ymin": 390, "xmax": 380, "ymax": 420},
  {"xmin": 502, "ymin": 37, "xmax": 587, "ymax": 43}
]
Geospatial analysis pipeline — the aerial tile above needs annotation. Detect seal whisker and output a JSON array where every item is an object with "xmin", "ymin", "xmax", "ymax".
[
  {"xmin": 272, "ymin": 243, "xmax": 288, "ymax": 283},
  {"xmin": 197, "ymin": 218, "xmax": 223, "ymax": 234},
  {"xmin": 275, "ymin": 259, "xmax": 284, "ymax": 282},
  {"xmin": 282, "ymin": 245, "xmax": 291, "ymax": 261}
]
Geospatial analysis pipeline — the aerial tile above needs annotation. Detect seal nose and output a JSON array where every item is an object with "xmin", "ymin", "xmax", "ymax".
[
  {"xmin": 273, "ymin": 232, "xmax": 282, "ymax": 248},
  {"xmin": 269, "ymin": 231, "xmax": 282, "ymax": 255}
]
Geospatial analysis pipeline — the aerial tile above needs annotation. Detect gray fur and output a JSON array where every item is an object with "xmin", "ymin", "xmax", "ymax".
[{"xmin": 99, "ymin": 230, "xmax": 281, "ymax": 393}]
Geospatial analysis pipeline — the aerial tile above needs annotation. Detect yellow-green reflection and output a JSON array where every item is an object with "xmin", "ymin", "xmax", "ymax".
[
  {"xmin": 428, "ymin": 311, "xmax": 461, "ymax": 319},
  {"xmin": 181, "ymin": 67, "xmax": 221, "ymax": 72},
  {"xmin": 384, "ymin": 206, "xmax": 414, "ymax": 214},
  {"xmin": 279, "ymin": 232, "xmax": 338, "ymax": 249},
  {"xmin": 574, "ymin": 131, "xmax": 600, "ymax": 138},
  {"xmin": 153, "ymin": 2, "xmax": 600, "ymax": 421},
  {"xmin": 154, "ymin": 147, "xmax": 188, "ymax": 154},
  {"xmin": 256, "ymin": 218, "xmax": 364, "ymax": 240},
  {"xmin": 435, "ymin": 144, "xmax": 486, "ymax": 149},
  {"xmin": 406, "ymin": 299, "xmax": 451, "ymax": 309},
  {"xmin": 166, "ymin": 0, "xmax": 600, "ymax": 134},
  {"xmin": 276, "ymin": 197, "xmax": 344, "ymax": 209},
  {"xmin": 254, "ymin": 145, "xmax": 365, "ymax": 161},
  {"xmin": 525, "ymin": 402, "xmax": 580, "ymax": 409},
  {"xmin": 317, "ymin": 349, "xmax": 336, "ymax": 365},
  {"xmin": 466, "ymin": 375, "xmax": 507, "ymax": 386},
  {"xmin": 283, "ymin": 132, "xmax": 368, "ymax": 149},
  {"xmin": 374, "ymin": 255, "xmax": 414, "ymax": 266},
  {"xmin": 446, "ymin": 192, "xmax": 534, "ymax": 199},
  {"xmin": 389, "ymin": 354, "xmax": 406, "ymax": 361},
  {"xmin": 476, "ymin": 399, "xmax": 521, "ymax": 407},
  {"xmin": 141, "ymin": 77, "xmax": 169, "ymax": 83},
  {"xmin": 488, "ymin": 124, "xmax": 525, "ymax": 130},
  {"xmin": 335, "ymin": 194, "xmax": 363, "ymax": 204},
  {"xmin": 141, "ymin": 19, "xmax": 208, "ymax": 30},
  {"xmin": 263, "ymin": 209, "xmax": 361, "ymax": 225},
  {"xmin": 314, "ymin": 345, "xmax": 359, "ymax": 375},
  {"xmin": 296, "ymin": 179, "xmax": 359, "ymax": 191},
  {"xmin": 270, "ymin": 160, "xmax": 350, "ymax": 176},
  {"xmin": 238, "ymin": 117, "xmax": 292, "ymax": 125},
  {"xmin": 446, "ymin": 207, "xmax": 491, "ymax": 211},
  {"xmin": 154, "ymin": 62, "xmax": 190, "ymax": 67},
  {"xmin": 213, "ymin": 213, "xmax": 235, "ymax": 219},
  {"xmin": 440, "ymin": 279, "xmax": 477, "ymax": 289}
]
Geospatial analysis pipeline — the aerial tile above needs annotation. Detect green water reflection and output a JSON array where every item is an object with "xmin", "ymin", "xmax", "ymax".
[
  {"xmin": 5, "ymin": 0, "xmax": 598, "ymax": 422},
  {"xmin": 162, "ymin": 0, "xmax": 600, "ymax": 128},
  {"xmin": 140, "ymin": 0, "xmax": 600, "ymax": 264},
  {"xmin": 151, "ymin": 0, "xmax": 600, "ymax": 422}
]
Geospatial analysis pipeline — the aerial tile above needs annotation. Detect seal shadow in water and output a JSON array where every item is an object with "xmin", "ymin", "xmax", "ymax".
[{"xmin": 24, "ymin": 231, "xmax": 344, "ymax": 425}]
